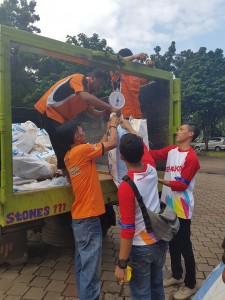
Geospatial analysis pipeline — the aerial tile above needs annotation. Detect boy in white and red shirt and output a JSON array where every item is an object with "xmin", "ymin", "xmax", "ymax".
[
  {"xmin": 149, "ymin": 122, "xmax": 200, "ymax": 300},
  {"xmin": 115, "ymin": 120, "xmax": 168, "ymax": 300}
]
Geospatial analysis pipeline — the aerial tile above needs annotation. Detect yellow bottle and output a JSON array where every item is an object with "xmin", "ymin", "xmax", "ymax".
[{"xmin": 126, "ymin": 265, "xmax": 132, "ymax": 281}]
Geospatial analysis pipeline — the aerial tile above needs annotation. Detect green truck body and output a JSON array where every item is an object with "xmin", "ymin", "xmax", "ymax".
[{"xmin": 0, "ymin": 25, "xmax": 181, "ymax": 264}]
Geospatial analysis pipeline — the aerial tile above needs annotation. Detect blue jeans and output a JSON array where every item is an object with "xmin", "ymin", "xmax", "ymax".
[
  {"xmin": 129, "ymin": 240, "xmax": 168, "ymax": 300},
  {"xmin": 72, "ymin": 217, "xmax": 102, "ymax": 300}
]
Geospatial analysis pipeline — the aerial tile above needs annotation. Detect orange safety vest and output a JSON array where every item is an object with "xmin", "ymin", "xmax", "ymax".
[{"xmin": 34, "ymin": 74, "xmax": 90, "ymax": 124}]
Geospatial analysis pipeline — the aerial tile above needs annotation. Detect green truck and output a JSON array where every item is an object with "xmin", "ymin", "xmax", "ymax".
[{"xmin": 0, "ymin": 25, "xmax": 181, "ymax": 264}]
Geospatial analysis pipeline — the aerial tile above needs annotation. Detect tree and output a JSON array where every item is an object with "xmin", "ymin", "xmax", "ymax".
[
  {"xmin": 66, "ymin": 33, "xmax": 114, "ymax": 53},
  {"xmin": 177, "ymin": 47, "xmax": 225, "ymax": 146},
  {"xmin": 0, "ymin": 0, "xmax": 40, "ymax": 33},
  {"xmin": 0, "ymin": 0, "xmax": 41, "ymax": 106},
  {"xmin": 150, "ymin": 43, "xmax": 225, "ymax": 145},
  {"xmin": 150, "ymin": 41, "xmax": 177, "ymax": 73}
]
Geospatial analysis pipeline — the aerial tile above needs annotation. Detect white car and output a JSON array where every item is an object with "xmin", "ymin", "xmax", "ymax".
[{"xmin": 193, "ymin": 137, "xmax": 225, "ymax": 152}]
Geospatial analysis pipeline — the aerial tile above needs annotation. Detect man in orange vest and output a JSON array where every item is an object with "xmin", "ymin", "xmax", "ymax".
[
  {"xmin": 35, "ymin": 69, "xmax": 119, "ymax": 173},
  {"xmin": 110, "ymin": 48, "xmax": 154, "ymax": 119}
]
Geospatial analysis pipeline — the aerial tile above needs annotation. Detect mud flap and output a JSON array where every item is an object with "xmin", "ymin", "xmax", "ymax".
[{"xmin": 0, "ymin": 230, "xmax": 28, "ymax": 265}]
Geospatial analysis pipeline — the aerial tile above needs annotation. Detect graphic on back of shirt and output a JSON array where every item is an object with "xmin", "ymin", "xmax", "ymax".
[{"xmin": 161, "ymin": 147, "xmax": 199, "ymax": 219}]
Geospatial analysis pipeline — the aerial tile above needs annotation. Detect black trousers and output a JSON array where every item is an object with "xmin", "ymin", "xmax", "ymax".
[
  {"xmin": 169, "ymin": 218, "xmax": 196, "ymax": 289},
  {"xmin": 40, "ymin": 113, "xmax": 68, "ymax": 169}
]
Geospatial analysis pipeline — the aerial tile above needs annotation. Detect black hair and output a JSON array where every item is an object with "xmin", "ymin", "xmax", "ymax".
[
  {"xmin": 182, "ymin": 122, "xmax": 200, "ymax": 141},
  {"xmin": 119, "ymin": 133, "xmax": 144, "ymax": 163},
  {"xmin": 91, "ymin": 69, "xmax": 108, "ymax": 81},
  {"xmin": 56, "ymin": 119, "xmax": 80, "ymax": 150},
  {"xmin": 118, "ymin": 48, "xmax": 133, "ymax": 57}
]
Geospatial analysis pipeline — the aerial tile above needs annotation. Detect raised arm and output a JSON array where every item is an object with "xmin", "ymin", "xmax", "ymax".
[
  {"xmin": 102, "ymin": 117, "xmax": 120, "ymax": 152},
  {"xmin": 122, "ymin": 52, "xmax": 148, "ymax": 62},
  {"xmin": 79, "ymin": 91, "xmax": 119, "ymax": 115},
  {"xmin": 86, "ymin": 106, "xmax": 108, "ymax": 118},
  {"xmin": 120, "ymin": 119, "xmax": 138, "ymax": 135}
]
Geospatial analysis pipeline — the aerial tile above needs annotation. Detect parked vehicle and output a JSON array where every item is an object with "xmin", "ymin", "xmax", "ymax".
[
  {"xmin": 0, "ymin": 25, "xmax": 181, "ymax": 264},
  {"xmin": 193, "ymin": 137, "xmax": 225, "ymax": 152}
]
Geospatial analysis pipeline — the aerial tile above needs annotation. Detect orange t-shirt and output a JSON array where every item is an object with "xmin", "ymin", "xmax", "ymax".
[
  {"xmin": 34, "ymin": 74, "xmax": 89, "ymax": 124},
  {"xmin": 111, "ymin": 72, "xmax": 147, "ymax": 119},
  {"xmin": 64, "ymin": 143, "xmax": 106, "ymax": 219}
]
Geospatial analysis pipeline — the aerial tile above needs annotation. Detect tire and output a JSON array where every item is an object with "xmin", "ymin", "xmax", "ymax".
[
  {"xmin": 215, "ymin": 146, "xmax": 221, "ymax": 152},
  {"xmin": 194, "ymin": 146, "xmax": 201, "ymax": 152}
]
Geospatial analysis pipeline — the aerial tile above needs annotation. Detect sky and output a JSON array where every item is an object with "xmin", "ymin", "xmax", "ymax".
[{"xmin": 1, "ymin": 0, "xmax": 225, "ymax": 55}]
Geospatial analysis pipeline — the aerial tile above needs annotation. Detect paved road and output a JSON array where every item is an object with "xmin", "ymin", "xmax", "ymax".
[
  {"xmin": 198, "ymin": 156, "xmax": 225, "ymax": 176},
  {"xmin": 0, "ymin": 157, "xmax": 224, "ymax": 299}
]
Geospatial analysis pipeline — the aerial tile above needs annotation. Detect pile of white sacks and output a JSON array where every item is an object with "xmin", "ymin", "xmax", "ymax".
[{"xmin": 12, "ymin": 121, "xmax": 68, "ymax": 191}]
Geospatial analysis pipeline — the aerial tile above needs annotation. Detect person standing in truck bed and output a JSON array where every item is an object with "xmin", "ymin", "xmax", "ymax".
[
  {"xmin": 110, "ymin": 48, "xmax": 154, "ymax": 119},
  {"xmin": 34, "ymin": 69, "xmax": 119, "ymax": 174}
]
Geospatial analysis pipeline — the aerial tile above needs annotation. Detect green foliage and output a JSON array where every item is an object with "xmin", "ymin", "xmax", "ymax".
[
  {"xmin": 66, "ymin": 33, "xmax": 114, "ymax": 54},
  {"xmin": 0, "ymin": 0, "xmax": 40, "ymax": 33},
  {"xmin": 178, "ymin": 47, "xmax": 225, "ymax": 140},
  {"xmin": 150, "ymin": 41, "xmax": 176, "ymax": 73},
  {"xmin": 150, "ymin": 42, "xmax": 225, "ymax": 140},
  {"xmin": 0, "ymin": 0, "xmax": 41, "ymax": 106}
]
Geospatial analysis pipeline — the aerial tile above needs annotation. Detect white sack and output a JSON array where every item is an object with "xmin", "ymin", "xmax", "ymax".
[
  {"xmin": 12, "ymin": 121, "xmax": 38, "ymax": 153},
  {"xmin": 130, "ymin": 118, "xmax": 149, "ymax": 149},
  {"xmin": 108, "ymin": 118, "xmax": 149, "ymax": 187},
  {"xmin": 13, "ymin": 155, "xmax": 54, "ymax": 180},
  {"xmin": 35, "ymin": 128, "xmax": 52, "ymax": 148}
]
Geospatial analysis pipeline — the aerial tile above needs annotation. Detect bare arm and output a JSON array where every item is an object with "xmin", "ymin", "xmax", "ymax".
[
  {"xmin": 121, "ymin": 119, "xmax": 138, "ymax": 135},
  {"xmin": 79, "ymin": 91, "xmax": 119, "ymax": 114},
  {"xmin": 158, "ymin": 178, "xmax": 170, "ymax": 187},
  {"xmin": 86, "ymin": 106, "xmax": 108, "ymax": 118},
  {"xmin": 102, "ymin": 117, "xmax": 120, "ymax": 151},
  {"xmin": 122, "ymin": 52, "xmax": 148, "ymax": 62},
  {"xmin": 99, "ymin": 120, "xmax": 111, "ymax": 143}
]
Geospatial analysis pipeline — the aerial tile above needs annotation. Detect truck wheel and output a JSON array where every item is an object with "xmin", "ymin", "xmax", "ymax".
[{"xmin": 42, "ymin": 214, "xmax": 74, "ymax": 247}]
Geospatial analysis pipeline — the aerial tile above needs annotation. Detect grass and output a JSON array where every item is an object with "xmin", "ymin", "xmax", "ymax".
[{"xmin": 207, "ymin": 151, "xmax": 225, "ymax": 158}]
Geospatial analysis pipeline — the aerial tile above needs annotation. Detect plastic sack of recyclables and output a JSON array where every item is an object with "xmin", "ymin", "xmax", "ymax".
[
  {"xmin": 192, "ymin": 262, "xmax": 225, "ymax": 300},
  {"xmin": 13, "ymin": 155, "xmax": 55, "ymax": 180},
  {"xmin": 35, "ymin": 128, "xmax": 52, "ymax": 149},
  {"xmin": 12, "ymin": 121, "xmax": 38, "ymax": 154},
  {"xmin": 108, "ymin": 118, "xmax": 149, "ymax": 187},
  {"xmin": 13, "ymin": 176, "xmax": 69, "ymax": 192},
  {"xmin": 130, "ymin": 118, "xmax": 149, "ymax": 149}
]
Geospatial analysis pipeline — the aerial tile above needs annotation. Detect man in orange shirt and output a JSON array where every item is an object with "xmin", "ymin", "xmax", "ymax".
[
  {"xmin": 110, "ymin": 48, "xmax": 154, "ymax": 119},
  {"xmin": 35, "ymin": 69, "xmax": 119, "ymax": 172},
  {"xmin": 57, "ymin": 115, "xmax": 119, "ymax": 300}
]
